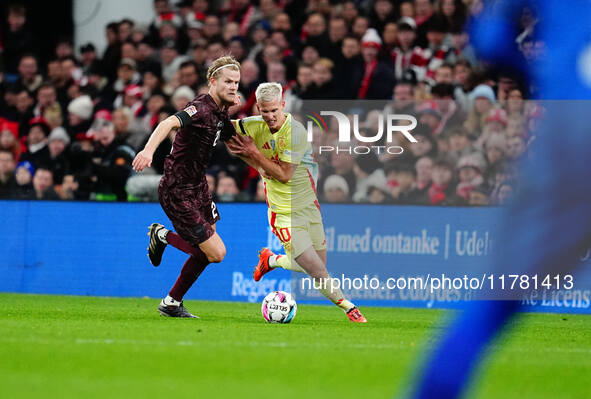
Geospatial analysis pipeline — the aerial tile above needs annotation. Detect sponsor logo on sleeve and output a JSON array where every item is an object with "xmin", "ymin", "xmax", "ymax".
[{"xmin": 184, "ymin": 105, "xmax": 197, "ymax": 116}]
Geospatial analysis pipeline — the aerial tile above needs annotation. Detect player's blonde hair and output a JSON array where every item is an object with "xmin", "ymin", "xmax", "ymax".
[
  {"xmin": 206, "ymin": 55, "xmax": 241, "ymax": 85},
  {"xmin": 255, "ymin": 82, "xmax": 283, "ymax": 103}
]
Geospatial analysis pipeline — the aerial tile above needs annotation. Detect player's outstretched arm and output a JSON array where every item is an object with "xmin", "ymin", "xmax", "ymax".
[{"xmin": 132, "ymin": 116, "xmax": 180, "ymax": 172}]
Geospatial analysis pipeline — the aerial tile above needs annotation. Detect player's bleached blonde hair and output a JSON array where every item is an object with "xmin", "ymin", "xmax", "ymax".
[
  {"xmin": 206, "ymin": 55, "xmax": 241, "ymax": 85},
  {"xmin": 255, "ymin": 82, "xmax": 283, "ymax": 103}
]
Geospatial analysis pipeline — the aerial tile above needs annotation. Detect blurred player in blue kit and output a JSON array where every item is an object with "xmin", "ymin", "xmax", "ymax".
[{"xmin": 410, "ymin": 1, "xmax": 591, "ymax": 398}]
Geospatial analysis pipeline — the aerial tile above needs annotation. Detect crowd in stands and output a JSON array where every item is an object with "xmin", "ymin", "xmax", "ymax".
[{"xmin": 0, "ymin": 0, "xmax": 544, "ymax": 206}]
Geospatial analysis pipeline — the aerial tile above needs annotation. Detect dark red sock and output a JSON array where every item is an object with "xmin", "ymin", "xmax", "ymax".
[
  {"xmin": 166, "ymin": 231, "xmax": 201, "ymax": 257},
  {"xmin": 169, "ymin": 251, "xmax": 209, "ymax": 302}
]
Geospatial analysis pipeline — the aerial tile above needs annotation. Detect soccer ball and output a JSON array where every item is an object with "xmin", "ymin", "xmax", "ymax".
[{"xmin": 261, "ymin": 291, "xmax": 297, "ymax": 323}]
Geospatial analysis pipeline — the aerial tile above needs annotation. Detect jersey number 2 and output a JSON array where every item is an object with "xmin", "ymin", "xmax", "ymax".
[
  {"xmin": 211, "ymin": 201, "xmax": 218, "ymax": 219},
  {"xmin": 213, "ymin": 130, "xmax": 221, "ymax": 147}
]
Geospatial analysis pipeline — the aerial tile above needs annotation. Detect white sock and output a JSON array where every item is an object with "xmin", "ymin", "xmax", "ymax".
[
  {"xmin": 269, "ymin": 254, "xmax": 306, "ymax": 272},
  {"xmin": 162, "ymin": 295, "xmax": 181, "ymax": 306},
  {"xmin": 157, "ymin": 228, "xmax": 169, "ymax": 243}
]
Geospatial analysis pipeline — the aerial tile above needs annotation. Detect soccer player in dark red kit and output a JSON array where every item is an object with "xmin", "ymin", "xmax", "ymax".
[{"xmin": 132, "ymin": 56, "xmax": 240, "ymax": 318}]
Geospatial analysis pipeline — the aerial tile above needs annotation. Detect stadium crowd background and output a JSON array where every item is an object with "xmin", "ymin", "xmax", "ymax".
[{"xmin": 0, "ymin": 0, "xmax": 544, "ymax": 206}]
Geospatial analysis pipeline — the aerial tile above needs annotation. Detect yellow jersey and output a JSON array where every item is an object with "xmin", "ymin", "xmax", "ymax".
[{"xmin": 236, "ymin": 113, "xmax": 318, "ymax": 214}]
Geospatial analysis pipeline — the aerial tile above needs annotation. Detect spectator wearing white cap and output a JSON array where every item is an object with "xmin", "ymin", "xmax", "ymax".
[
  {"xmin": 47, "ymin": 127, "xmax": 70, "ymax": 184},
  {"xmin": 456, "ymin": 153, "xmax": 485, "ymax": 200},
  {"xmin": 171, "ymin": 85, "xmax": 196, "ymax": 111},
  {"xmin": 464, "ymin": 84, "xmax": 496, "ymax": 136},
  {"xmin": 356, "ymin": 28, "xmax": 395, "ymax": 99},
  {"xmin": 67, "ymin": 95, "xmax": 93, "ymax": 138},
  {"xmin": 323, "ymin": 174, "xmax": 350, "ymax": 203}
]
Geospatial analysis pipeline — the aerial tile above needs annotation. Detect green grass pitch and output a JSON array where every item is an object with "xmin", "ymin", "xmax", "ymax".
[{"xmin": 0, "ymin": 293, "xmax": 589, "ymax": 399}]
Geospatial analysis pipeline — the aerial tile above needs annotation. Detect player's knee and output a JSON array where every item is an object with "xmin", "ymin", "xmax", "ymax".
[{"xmin": 207, "ymin": 246, "xmax": 226, "ymax": 263}]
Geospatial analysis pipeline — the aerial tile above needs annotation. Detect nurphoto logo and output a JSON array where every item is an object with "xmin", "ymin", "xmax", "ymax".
[{"xmin": 306, "ymin": 111, "xmax": 418, "ymax": 155}]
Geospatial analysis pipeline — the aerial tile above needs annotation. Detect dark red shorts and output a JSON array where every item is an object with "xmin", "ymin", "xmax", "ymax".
[{"xmin": 158, "ymin": 179, "xmax": 220, "ymax": 247}]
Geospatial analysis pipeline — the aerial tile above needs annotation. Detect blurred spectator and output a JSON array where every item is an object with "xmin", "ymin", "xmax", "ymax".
[
  {"xmin": 414, "ymin": 0, "xmax": 436, "ymax": 47},
  {"xmin": 323, "ymin": 174, "xmax": 350, "ymax": 203},
  {"xmin": 308, "ymin": 58, "xmax": 336, "ymax": 99},
  {"xmin": 446, "ymin": 126, "xmax": 475, "ymax": 163},
  {"xmin": 456, "ymin": 154, "xmax": 485, "ymax": 200},
  {"xmin": 495, "ymin": 181, "xmax": 515, "ymax": 205},
  {"xmin": 400, "ymin": 1, "xmax": 414, "ymax": 18},
  {"xmin": 303, "ymin": 13, "xmax": 329, "ymax": 56},
  {"xmin": 439, "ymin": 0, "xmax": 468, "ymax": 32},
  {"xmin": 17, "ymin": 55, "xmax": 43, "ymax": 93},
  {"xmin": 254, "ymin": 177, "xmax": 266, "ymax": 202},
  {"xmin": 417, "ymin": 101, "xmax": 444, "ymax": 136},
  {"xmin": 29, "ymin": 167, "xmax": 60, "ymax": 200},
  {"xmin": 409, "ymin": 125, "xmax": 438, "ymax": 159},
  {"xmin": 12, "ymin": 161, "xmax": 35, "ymax": 198},
  {"xmin": 468, "ymin": 185, "xmax": 490, "ymax": 206},
  {"xmin": 352, "ymin": 15, "xmax": 370, "ymax": 39},
  {"xmin": 390, "ymin": 17, "xmax": 420, "ymax": 81},
  {"xmin": 357, "ymin": 29, "xmax": 395, "ymax": 99},
  {"xmin": 431, "ymin": 83, "xmax": 466, "ymax": 128},
  {"xmin": 371, "ymin": 0, "xmax": 396, "ymax": 34},
  {"xmin": 386, "ymin": 81, "xmax": 415, "ymax": 114},
  {"xmin": 112, "ymin": 107, "xmax": 132, "ymax": 142},
  {"xmin": 506, "ymin": 136, "xmax": 526, "ymax": 161},
  {"xmin": 90, "ymin": 120, "xmax": 136, "ymax": 201},
  {"xmin": 506, "ymin": 115, "xmax": 526, "ymax": 138},
  {"xmin": 411, "ymin": 155, "xmax": 434, "ymax": 198},
  {"xmin": 3, "ymin": 5, "xmax": 36, "ymax": 75},
  {"xmin": 0, "ymin": 123, "xmax": 21, "ymax": 161},
  {"xmin": 366, "ymin": 173, "xmax": 392, "ymax": 204},
  {"xmin": 505, "ymin": 87, "xmax": 526, "ymax": 117},
  {"xmin": 161, "ymin": 39, "xmax": 190, "ymax": 82},
  {"xmin": 334, "ymin": 36, "xmax": 363, "ymax": 99},
  {"xmin": 453, "ymin": 59, "xmax": 473, "ymax": 110},
  {"xmin": 14, "ymin": 88, "xmax": 35, "ymax": 135},
  {"xmin": 0, "ymin": 149, "xmax": 17, "ymax": 198},
  {"xmin": 47, "ymin": 127, "xmax": 71, "ymax": 184},
  {"xmin": 484, "ymin": 134, "xmax": 507, "ymax": 178},
  {"xmin": 464, "ymin": 84, "xmax": 496, "ymax": 135},
  {"xmin": 67, "ymin": 95, "xmax": 94, "ymax": 138},
  {"xmin": 178, "ymin": 61, "xmax": 200, "ymax": 91},
  {"xmin": 57, "ymin": 173, "xmax": 82, "ymax": 200},
  {"xmin": 216, "ymin": 175, "xmax": 248, "ymax": 202},
  {"xmin": 320, "ymin": 150, "xmax": 356, "ymax": 198},
  {"xmin": 20, "ymin": 118, "xmax": 51, "ymax": 168},
  {"xmin": 417, "ymin": 14, "xmax": 455, "ymax": 84},
  {"xmin": 327, "ymin": 16, "xmax": 348, "ymax": 62},
  {"xmin": 171, "ymin": 86, "xmax": 195, "ymax": 111},
  {"xmin": 79, "ymin": 43, "xmax": 99, "ymax": 75},
  {"xmin": 352, "ymin": 153, "xmax": 385, "ymax": 202},
  {"xmin": 425, "ymin": 157, "xmax": 460, "ymax": 205},
  {"xmin": 385, "ymin": 162, "xmax": 417, "ymax": 204}
]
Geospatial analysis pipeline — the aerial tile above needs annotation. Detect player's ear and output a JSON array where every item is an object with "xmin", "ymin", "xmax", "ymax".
[
  {"xmin": 256, "ymin": 103, "xmax": 260, "ymax": 113},
  {"xmin": 281, "ymin": 100, "xmax": 285, "ymax": 108}
]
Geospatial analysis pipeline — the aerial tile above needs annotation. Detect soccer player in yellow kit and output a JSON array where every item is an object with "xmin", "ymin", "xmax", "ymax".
[{"xmin": 227, "ymin": 82, "xmax": 366, "ymax": 322}]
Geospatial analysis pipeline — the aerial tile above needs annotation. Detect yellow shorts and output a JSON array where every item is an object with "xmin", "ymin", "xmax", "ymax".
[{"xmin": 268, "ymin": 202, "xmax": 327, "ymax": 258}]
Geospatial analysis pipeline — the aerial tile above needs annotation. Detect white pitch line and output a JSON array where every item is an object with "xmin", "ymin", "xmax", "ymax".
[{"xmin": 0, "ymin": 336, "xmax": 589, "ymax": 354}]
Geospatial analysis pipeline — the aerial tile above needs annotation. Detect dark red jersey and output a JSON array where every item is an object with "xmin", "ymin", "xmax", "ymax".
[{"xmin": 161, "ymin": 93, "xmax": 235, "ymax": 189}]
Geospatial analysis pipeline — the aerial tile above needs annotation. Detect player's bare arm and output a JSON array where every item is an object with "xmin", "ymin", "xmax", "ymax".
[
  {"xmin": 227, "ymin": 133, "xmax": 297, "ymax": 183},
  {"xmin": 132, "ymin": 116, "xmax": 180, "ymax": 171}
]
